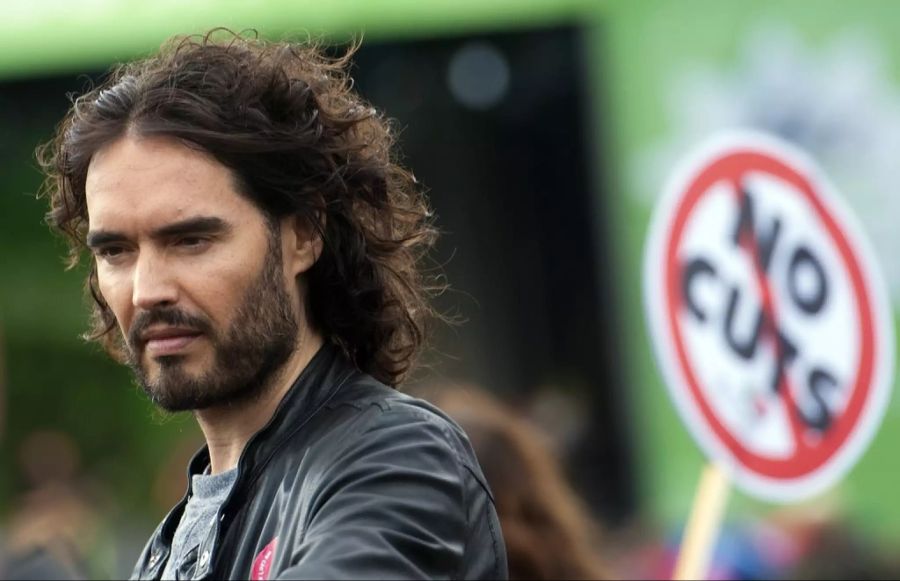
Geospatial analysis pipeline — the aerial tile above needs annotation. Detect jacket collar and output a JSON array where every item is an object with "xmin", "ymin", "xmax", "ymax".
[
  {"xmin": 141, "ymin": 342, "xmax": 357, "ymax": 579},
  {"xmin": 181, "ymin": 341, "xmax": 356, "ymax": 484},
  {"xmin": 173, "ymin": 342, "xmax": 350, "ymax": 513},
  {"xmin": 235, "ymin": 341, "xmax": 356, "ymax": 483}
]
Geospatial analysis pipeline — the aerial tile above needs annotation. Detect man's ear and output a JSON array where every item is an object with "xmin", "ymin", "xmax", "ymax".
[{"xmin": 283, "ymin": 213, "xmax": 324, "ymax": 276}]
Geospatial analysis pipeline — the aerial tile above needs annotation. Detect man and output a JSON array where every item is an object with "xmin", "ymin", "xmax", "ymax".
[{"xmin": 37, "ymin": 32, "xmax": 507, "ymax": 580}]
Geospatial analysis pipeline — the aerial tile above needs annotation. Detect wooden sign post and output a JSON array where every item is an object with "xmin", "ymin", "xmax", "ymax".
[{"xmin": 672, "ymin": 464, "xmax": 731, "ymax": 580}]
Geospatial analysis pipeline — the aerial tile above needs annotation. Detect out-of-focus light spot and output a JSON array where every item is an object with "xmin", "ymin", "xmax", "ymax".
[{"xmin": 447, "ymin": 42, "xmax": 510, "ymax": 111}]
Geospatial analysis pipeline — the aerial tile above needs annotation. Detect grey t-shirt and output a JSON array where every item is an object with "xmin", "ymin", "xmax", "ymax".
[{"xmin": 161, "ymin": 467, "xmax": 237, "ymax": 580}]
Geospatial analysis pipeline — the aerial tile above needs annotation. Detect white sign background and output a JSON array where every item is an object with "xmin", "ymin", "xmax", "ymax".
[{"xmin": 644, "ymin": 131, "xmax": 895, "ymax": 503}]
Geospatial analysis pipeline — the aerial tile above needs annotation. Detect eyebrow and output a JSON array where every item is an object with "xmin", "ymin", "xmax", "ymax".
[{"xmin": 86, "ymin": 216, "xmax": 231, "ymax": 249}]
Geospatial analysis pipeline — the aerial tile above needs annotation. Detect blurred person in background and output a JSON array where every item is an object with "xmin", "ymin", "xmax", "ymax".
[
  {"xmin": 785, "ymin": 522, "xmax": 900, "ymax": 580},
  {"xmin": 1, "ymin": 330, "xmax": 98, "ymax": 580},
  {"xmin": 422, "ymin": 384, "xmax": 612, "ymax": 580},
  {"xmin": 769, "ymin": 504, "xmax": 900, "ymax": 580},
  {"xmin": 2, "ymin": 430, "xmax": 109, "ymax": 580},
  {"xmin": 36, "ymin": 30, "xmax": 506, "ymax": 580}
]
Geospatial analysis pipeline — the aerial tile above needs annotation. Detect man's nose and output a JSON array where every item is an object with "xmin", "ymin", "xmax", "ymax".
[{"xmin": 132, "ymin": 251, "xmax": 179, "ymax": 309}]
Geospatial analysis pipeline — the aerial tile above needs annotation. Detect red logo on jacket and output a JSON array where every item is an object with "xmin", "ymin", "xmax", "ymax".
[{"xmin": 251, "ymin": 537, "xmax": 278, "ymax": 581}]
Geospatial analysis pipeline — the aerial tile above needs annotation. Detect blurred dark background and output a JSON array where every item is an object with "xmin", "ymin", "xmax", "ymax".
[{"xmin": 4, "ymin": 1, "xmax": 900, "ymax": 578}]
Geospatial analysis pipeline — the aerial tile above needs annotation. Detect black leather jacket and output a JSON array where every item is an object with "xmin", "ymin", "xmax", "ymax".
[{"xmin": 131, "ymin": 343, "xmax": 507, "ymax": 580}]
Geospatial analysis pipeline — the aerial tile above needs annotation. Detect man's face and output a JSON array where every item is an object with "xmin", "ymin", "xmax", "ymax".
[{"xmin": 85, "ymin": 135, "xmax": 299, "ymax": 411}]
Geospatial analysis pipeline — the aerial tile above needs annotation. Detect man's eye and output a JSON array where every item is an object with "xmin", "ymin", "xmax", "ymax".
[
  {"xmin": 96, "ymin": 246, "xmax": 127, "ymax": 259},
  {"xmin": 176, "ymin": 236, "xmax": 210, "ymax": 249}
]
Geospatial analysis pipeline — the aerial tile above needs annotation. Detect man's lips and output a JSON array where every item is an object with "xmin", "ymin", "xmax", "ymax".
[{"xmin": 141, "ymin": 328, "xmax": 203, "ymax": 356}]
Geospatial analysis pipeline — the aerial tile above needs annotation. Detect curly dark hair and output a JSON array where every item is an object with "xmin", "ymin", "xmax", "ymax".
[{"xmin": 36, "ymin": 30, "xmax": 441, "ymax": 387}]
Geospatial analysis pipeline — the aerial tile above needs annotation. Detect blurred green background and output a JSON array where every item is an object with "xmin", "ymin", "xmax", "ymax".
[{"xmin": 3, "ymin": 0, "xmax": 900, "ymax": 578}]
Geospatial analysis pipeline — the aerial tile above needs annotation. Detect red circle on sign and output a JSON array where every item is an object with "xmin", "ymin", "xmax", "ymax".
[{"xmin": 663, "ymin": 148, "xmax": 876, "ymax": 480}]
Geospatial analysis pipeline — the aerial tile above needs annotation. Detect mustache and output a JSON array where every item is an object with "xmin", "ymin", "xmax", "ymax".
[{"xmin": 127, "ymin": 307, "xmax": 214, "ymax": 350}]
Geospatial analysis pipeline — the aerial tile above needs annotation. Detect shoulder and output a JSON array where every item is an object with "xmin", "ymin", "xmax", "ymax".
[
  {"xmin": 320, "ymin": 375, "xmax": 478, "ymax": 466},
  {"xmin": 255, "ymin": 373, "xmax": 506, "ymax": 579},
  {"xmin": 334, "ymin": 375, "xmax": 468, "ymax": 448},
  {"xmin": 264, "ymin": 370, "xmax": 493, "ymax": 503}
]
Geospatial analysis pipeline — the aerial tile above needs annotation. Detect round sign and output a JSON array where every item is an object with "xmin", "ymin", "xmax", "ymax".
[{"xmin": 644, "ymin": 131, "xmax": 895, "ymax": 502}]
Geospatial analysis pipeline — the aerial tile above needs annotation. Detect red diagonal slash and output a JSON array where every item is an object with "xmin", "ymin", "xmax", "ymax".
[{"xmin": 731, "ymin": 180, "xmax": 812, "ymax": 455}]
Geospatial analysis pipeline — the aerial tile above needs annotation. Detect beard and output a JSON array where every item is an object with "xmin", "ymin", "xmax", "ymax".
[{"xmin": 124, "ymin": 235, "xmax": 299, "ymax": 412}]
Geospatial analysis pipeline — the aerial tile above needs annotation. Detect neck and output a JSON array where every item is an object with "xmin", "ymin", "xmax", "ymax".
[{"xmin": 194, "ymin": 330, "xmax": 325, "ymax": 475}]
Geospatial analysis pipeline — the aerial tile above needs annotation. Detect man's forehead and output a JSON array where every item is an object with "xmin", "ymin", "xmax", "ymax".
[
  {"xmin": 86, "ymin": 185, "xmax": 229, "ymax": 229},
  {"xmin": 85, "ymin": 135, "xmax": 249, "ymax": 227}
]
